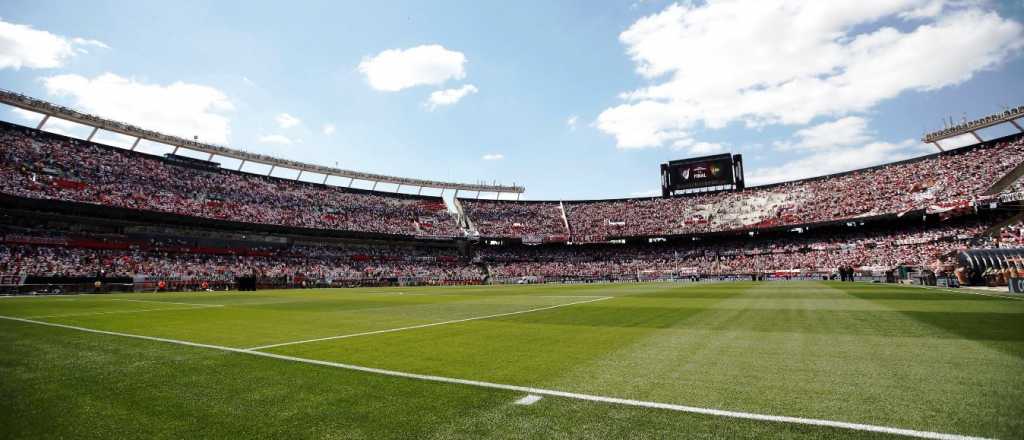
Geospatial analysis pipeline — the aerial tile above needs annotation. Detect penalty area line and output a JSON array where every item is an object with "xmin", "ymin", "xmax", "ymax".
[
  {"xmin": 0, "ymin": 314, "xmax": 993, "ymax": 440},
  {"xmin": 245, "ymin": 296, "xmax": 613, "ymax": 351}
]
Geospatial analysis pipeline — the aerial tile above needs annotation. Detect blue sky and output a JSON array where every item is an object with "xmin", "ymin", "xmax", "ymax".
[{"xmin": 1, "ymin": 0, "xmax": 1023, "ymax": 200}]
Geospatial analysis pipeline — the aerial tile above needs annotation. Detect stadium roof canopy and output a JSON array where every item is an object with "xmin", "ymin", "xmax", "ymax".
[
  {"xmin": 922, "ymin": 105, "xmax": 1024, "ymax": 149},
  {"xmin": 0, "ymin": 89, "xmax": 525, "ymax": 196}
]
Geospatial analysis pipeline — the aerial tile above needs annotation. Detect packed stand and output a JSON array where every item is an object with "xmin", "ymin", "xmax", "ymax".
[
  {"xmin": 995, "ymin": 220, "xmax": 1024, "ymax": 247},
  {"xmin": 563, "ymin": 137, "xmax": 1024, "ymax": 241},
  {"xmin": 0, "ymin": 236, "xmax": 484, "ymax": 285},
  {"xmin": 459, "ymin": 199, "xmax": 567, "ymax": 240},
  {"xmin": 999, "ymin": 174, "xmax": 1024, "ymax": 202},
  {"xmin": 0, "ymin": 123, "xmax": 460, "ymax": 237},
  {"xmin": 479, "ymin": 219, "xmax": 999, "ymax": 280}
]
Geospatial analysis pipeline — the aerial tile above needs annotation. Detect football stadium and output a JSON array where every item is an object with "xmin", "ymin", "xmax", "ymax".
[{"xmin": 1, "ymin": 2, "xmax": 1024, "ymax": 439}]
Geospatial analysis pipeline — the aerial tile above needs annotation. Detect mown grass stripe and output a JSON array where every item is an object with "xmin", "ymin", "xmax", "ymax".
[
  {"xmin": 0, "ymin": 314, "xmax": 993, "ymax": 440},
  {"xmin": 245, "ymin": 296, "xmax": 614, "ymax": 350},
  {"xmin": 27, "ymin": 304, "xmax": 223, "ymax": 319},
  {"xmin": 111, "ymin": 298, "xmax": 226, "ymax": 307}
]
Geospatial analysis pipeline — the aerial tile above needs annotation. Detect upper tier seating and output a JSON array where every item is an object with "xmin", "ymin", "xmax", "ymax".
[
  {"xmin": 563, "ymin": 137, "xmax": 1024, "ymax": 241},
  {"xmin": 459, "ymin": 199, "xmax": 567, "ymax": 240},
  {"xmin": 0, "ymin": 123, "xmax": 460, "ymax": 237}
]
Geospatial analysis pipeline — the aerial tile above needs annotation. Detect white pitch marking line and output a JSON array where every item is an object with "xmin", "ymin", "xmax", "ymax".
[
  {"xmin": 28, "ymin": 304, "xmax": 223, "ymax": 319},
  {"xmin": 883, "ymin": 284, "xmax": 1024, "ymax": 301},
  {"xmin": 111, "ymin": 298, "xmax": 226, "ymax": 307},
  {"xmin": 0, "ymin": 315, "xmax": 993, "ymax": 440},
  {"xmin": 928, "ymin": 287, "xmax": 1023, "ymax": 301},
  {"xmin": 245, "ymin": 296, "xmax": 613, "ymax": 351},
  {"xmin": 925, "ymin": 288, "xmax": 1024, "ymax": 301},
  {"xmin": 534, "ymin": 295, "xmax": 614, "ymax": 299},
  {"xmin": 514, "ymin": 394, "xmax": 543, "ymax": 405}
]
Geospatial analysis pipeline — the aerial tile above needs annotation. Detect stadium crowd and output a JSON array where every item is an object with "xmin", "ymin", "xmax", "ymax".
[
  {"xmin": 563, "ymin": 137, "xmax": 1024, "ymax": 241},
  {"xmin": 479, "ymin": 219, "xmax": 1001, "ymax": 279},
  {"xmin": 1, "ymin": 119, "xmax": 1023, "ymax": 287},
  {"xmin": 0, "ymin": 123, "xmax": 460, "ymax": 237},
  {"xmin": 999, "ymin": 173, "xmax": 1024, "ymax": 203},
  {"xmin": 454, "ymin": 137, "xmax": 1024, "ymax": 241},
  {"xmin": 0, "ymin": 239, "xmax": 483, "ymax": 284},
  {"xmin": 459, "ymin": 199, "xmax": 567, "ymax": 240}
]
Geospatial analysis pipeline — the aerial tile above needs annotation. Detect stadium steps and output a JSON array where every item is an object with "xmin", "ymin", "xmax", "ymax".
[
  {"xmin": 474, "ymin": 262, "xmax": 492, "ymax": 282},
  {"xmin": 983, "ymin": 160, "xmax": 1024, "ymax": 195},
  {"xmin": 451, "ymin": 197, "xmax": 478, "ymax": 235},
  {"xmin": 558, "ymin": 201, "xmax": 571, "ymax": 235}
]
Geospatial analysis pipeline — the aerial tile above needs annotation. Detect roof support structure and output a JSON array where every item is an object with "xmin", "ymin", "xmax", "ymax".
[
  {"xmin": 1010, "ymin": 119, "xmax": 1024, "ymax": 133},
  {"xmin": 35, "ymin": 114, "xmax": 49, "ymax": 130},
  {"xmin": 86, "ymin": 126, "xmax": 99, "ymax": 141},
  {"xmin": 348, "ymin": 178, "xmax": 355, "ymax": 188},
  {"xmin": 130, "ymin": 137, "xmax": 141, "ymax": 151},
  {"xmin": 237, "ymin": 160, "xmax": 246, "ymax": 171},
  {"xmin": 296, "ymin": 170, "xmax": 303, "ymax": 181},
  {"xmin": 417, "ymin": 186, "xmax": 423, "ymax": 195},
  {"xmin": 172, "ymin": 145, "xmax": 180, "ymax": 155},
  {"xmin": 969, "ymin": 130, "xmax": 984, "ymax": 143},
  {"xmin": 322, "ymin": 174, "xmax": 330, "ymax": 185},
  {"xmin": 207, "ymin": 153, "xmax": 214, "ymax": 161},
  {"xmin": 267, "ymin": 165, "xmax": 275, "ymax": 176},
  {"xmin": 922, "ymin": 106, "xmax": 1024, "ymax": 144},
  {"xmin": 371, "ymin": 181, "xmax": 378, "ymax": 191},
  {"xmin": 930, "ymin": 141, "xmax": 944, "ymax": 152}
]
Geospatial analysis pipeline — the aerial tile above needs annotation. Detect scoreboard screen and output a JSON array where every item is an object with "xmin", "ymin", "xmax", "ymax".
[{"xmin": 661, "ymin": 153, "xmax": 743, "ymax": 195}]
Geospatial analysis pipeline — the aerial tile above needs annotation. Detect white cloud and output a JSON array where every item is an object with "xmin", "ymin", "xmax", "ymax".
[
  {"xmin": 748, "ymin": 139, "xmax": 930, "ymax": 185},
  {"xmin": 567, "ymin": 115, "xmax": 579, "ymax": 131},
  {"xmin": 630, "ymin": 189, "xmax": 662, "ymax": 197},
  {"xmin": 596, "ymin": 1, "xmax": 1024, "ymax": 149},
  {"xmin": 275, "ymin": 112, "xmax": 301, "ymax": 129},
  {"xmin": 935, "ymin": 133, "xmax": 978, "ymax": 149},
  {"xmin": 258, "ymin": 134, "xmax": 294, "ymax": 145},
  {"xmin": 242, "ymin": 76, "xmax": 257, "ymax": 87},
  {"xmin": 10, "ymin": 107, "xmax": 45, "ymax": 123},
  {"xmin": 749, "ymin": 116, "xmax": 937, "ymax": 184},
  {"xmin": 482, "ymin": 153, "xmax": 504, "ymax": 161},
  {"xmin": 42, "ymin": 73, "xmax": 234, "ymax": 144},
  {"xmin": 358, "ymin": 44, "xmax": 467, "ymax": 91},
  {"xmin": 686, "ymin": 142, "xmax": 726, "ymax": 155},
  {"xmin": 71, "ymin": 37, "xmax": 109, "ymax": 49},
  {"xmin": 0, "ymin": 19, "xmax": 108, "ymax": 70},
  {"xmin": 424, "ymin": 84, "xmax": 478, "ymax": 110},
  {"xmin": 670, "ymin": 137, "xmax": 726, "ymax": 155},
  {"xmin": 0, "ymin": 20, "xmax": 70, "ymax": 69},
  {"xmin": 322, "ymin": 123, "xmax": 336, "ymax": 135},
  {"xmin": 898, "ymin": 0, "xmax": 950, "ymax": 20},
  {"xmin": 773, "ymin": 116, "xmax": 873, "ymax": 151}
]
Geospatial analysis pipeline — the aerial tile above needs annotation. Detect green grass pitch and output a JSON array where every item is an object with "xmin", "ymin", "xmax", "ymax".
[{"xmin": 0, "ymin": 281, "xmax": 1021, "ymax": 439}]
